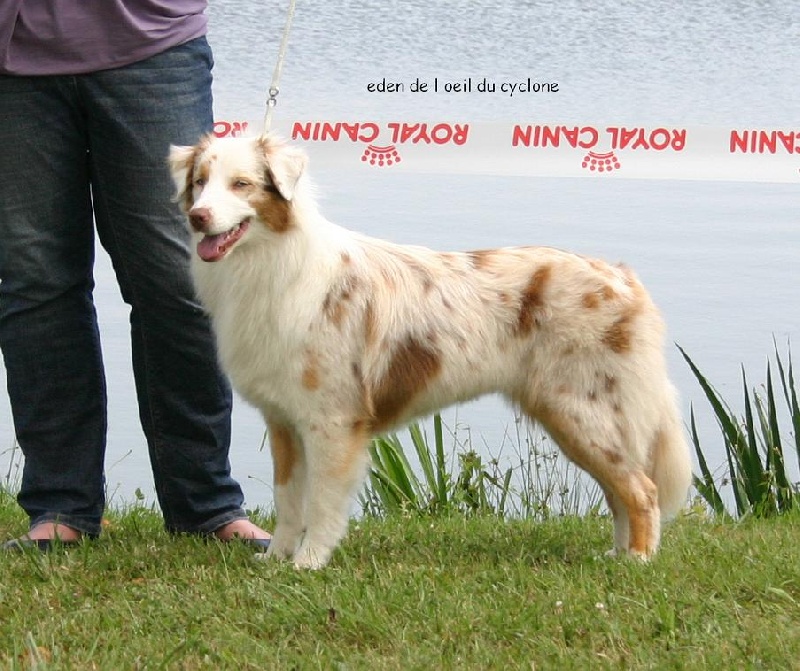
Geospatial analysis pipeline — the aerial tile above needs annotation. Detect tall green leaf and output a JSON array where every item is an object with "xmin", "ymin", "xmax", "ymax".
[
  {"xmin": 688, "ymin": 405, "xmax": 728, "ymax": 517},
  {"xmin": 774, "ymin": 343, "xmax": 800, "ymax": 468}
]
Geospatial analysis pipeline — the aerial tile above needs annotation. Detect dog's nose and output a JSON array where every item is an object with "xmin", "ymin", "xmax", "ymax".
[{"xmin": 189, "ymin": 207, "xmax": 212, "ymax": 232}]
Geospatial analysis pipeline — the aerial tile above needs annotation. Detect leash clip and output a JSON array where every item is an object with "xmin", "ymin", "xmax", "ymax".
[{"xmin": 260, "ymin": 0, "xmax": 298, "ymax": 138}]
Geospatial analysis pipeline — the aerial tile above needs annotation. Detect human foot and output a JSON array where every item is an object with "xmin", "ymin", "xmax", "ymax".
[
  {"xmin": 213, "ymin": 519, "xmax": 272, "ymax": 542},
  {"xmin": 24, "ymin": 523, "xmax": 82, "ymax": 542}
]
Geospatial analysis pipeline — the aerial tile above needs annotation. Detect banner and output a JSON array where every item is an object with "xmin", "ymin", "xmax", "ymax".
[{"xmin": 212, "ymin": 119, "xmax": 800, "ymax": 184}]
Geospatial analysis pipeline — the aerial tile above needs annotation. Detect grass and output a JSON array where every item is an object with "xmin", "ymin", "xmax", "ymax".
[{"xmin": 2, "ymin": 491, "xmax": 800, "ymax": 669}]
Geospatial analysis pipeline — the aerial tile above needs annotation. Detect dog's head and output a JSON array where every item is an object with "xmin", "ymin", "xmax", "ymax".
[{"xmin": 168, "ymin": 135, "xmax": 307, "ymax": 262}]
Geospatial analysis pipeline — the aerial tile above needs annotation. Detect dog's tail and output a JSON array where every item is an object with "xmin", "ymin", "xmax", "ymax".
[{"xmin": 649, "ymin": 388, "xmax": 693, "ymax": 522}]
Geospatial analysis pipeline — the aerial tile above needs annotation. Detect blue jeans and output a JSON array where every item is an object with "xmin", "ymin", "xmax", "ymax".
[{"xmin": 0, "ymin": 37, "xmax": 249, "ymax": 537}]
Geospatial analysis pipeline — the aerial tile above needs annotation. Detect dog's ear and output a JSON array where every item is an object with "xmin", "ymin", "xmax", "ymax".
[
  {"xmin": 168, "ymin": 144, "xmax": 197, "ymax": 210},
  {"xmin": 261, "ymin": 140, "xmax": 307, "ymax": 201}
]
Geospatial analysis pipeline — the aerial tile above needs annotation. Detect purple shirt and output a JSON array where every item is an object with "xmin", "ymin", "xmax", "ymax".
[{"xmin": 0, "ymin": 0, "xmax": 208, "ymax": 75}]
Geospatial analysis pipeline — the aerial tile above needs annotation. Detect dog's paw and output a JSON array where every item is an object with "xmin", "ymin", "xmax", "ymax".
[
  {"xmin": 268, "ymin": 542, "xmax": 297, "ymax": 560},
  {"xmin": 268, "ymin": 527, "xmax": 302, "ymax": 560},
  {"xmin": 605, "ymin": 546, "xmax": 652, "ymax": 561},
  {"xmin": 292, "ymin": 542, "xmax": 332, "ymax": 570}
]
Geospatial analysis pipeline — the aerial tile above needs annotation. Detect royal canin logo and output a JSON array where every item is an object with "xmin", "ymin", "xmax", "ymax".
[
  {"xmin": 512, "ymin": 125, "xmax": 687, "ymax": 174},
  {"xmin": 291, "ymin": 121, "xmax": 470, "ymax": 146},
  {"xmin": 729, "ymin": 130, "xmax": 800, "ymax": 154},
  {"xmin": 290, "ymin": 122, "xmax": 470, "ymax": 168}
]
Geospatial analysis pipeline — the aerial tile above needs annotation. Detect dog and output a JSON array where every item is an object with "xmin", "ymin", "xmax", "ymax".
[{"xmin": 169, "ymin": 134, "xmax": 692, "ymax": 569}]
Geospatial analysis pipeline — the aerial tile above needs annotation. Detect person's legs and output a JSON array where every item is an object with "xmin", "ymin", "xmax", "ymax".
[
  {"xmin": 0, "ymin": 75, "xmax": 106, "ymax": 538},
  {"xmin": 82, "ymin": 37, "xmax": 263, "ymax": 535}
]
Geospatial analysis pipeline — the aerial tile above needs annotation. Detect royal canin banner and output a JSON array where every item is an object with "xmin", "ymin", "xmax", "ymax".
[{"xmin": 213, "ymin": 119, "xmax": 800, "ymax": 184}]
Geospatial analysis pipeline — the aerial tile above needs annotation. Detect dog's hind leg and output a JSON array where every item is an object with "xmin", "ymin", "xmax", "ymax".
[
  {"xmin": 265, "ymin": 421, "xmax": 307, "ymax": 560},
  {"xmin": 528, "ymin": 401, "xmax": 661, "ymax": 559},
  {"xmin": 292, "ymin": 421, "xmax": 372, "ymax": 570},
  {"xmin": 600, "ymin": 485, "xmax": 629, "ymax": 556},
  {"xmin": 619, "ymin": 473, "xmax": 660, "ymax": 559}
]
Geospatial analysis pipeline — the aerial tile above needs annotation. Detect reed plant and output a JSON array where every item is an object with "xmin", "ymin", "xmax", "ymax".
[
  {"xmin": 679, "ymin": 342, "xmax": 800, "ymax": 518},
  {"xmin": 360, "ymin": 412, "xmax": 602, "ymax": 520},
  {"xmin": 2, "ymin": 441, "xmax": 21, "ymax": 493}
]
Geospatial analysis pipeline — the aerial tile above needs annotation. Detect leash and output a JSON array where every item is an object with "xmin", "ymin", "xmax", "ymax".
[{"xmin": 261, "ymin": 0, "xmax": 298, "ymax": 138}]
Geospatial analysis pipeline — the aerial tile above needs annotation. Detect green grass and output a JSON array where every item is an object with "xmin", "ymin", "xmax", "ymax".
[{"xmin": 2, "ymin": 491, "xmax": 800, "ymax": 670}]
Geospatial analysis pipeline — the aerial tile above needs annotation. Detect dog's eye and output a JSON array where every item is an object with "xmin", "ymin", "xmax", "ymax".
[
  {"xmin": 193, "ymin": 177, "xmax": 206, "ymax": 187},
  {"xmin": 232, "ymin": 179, "xmax": 252, "ymax": 189}
]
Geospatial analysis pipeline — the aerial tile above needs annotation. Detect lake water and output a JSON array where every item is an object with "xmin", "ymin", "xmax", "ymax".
[{"xmin": 1, "ymin": 1, "xmax": 798, "ymax": 511}]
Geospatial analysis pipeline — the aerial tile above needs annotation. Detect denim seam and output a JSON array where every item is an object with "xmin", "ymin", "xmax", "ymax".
[{"xmin": 85, "ymin": 133, "xmax": 169, "ymax": 518}]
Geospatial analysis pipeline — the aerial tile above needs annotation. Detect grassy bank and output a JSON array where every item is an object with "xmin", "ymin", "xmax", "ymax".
[
  {"xmin": 2, "ymin": 344, "xmax": 799, "ymax": 669},
  {"xmin": 2, "ymin": 494, "xmax": 799, "ymax": 670}
]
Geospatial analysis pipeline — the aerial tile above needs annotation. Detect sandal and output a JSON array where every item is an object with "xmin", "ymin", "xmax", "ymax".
[
  {"xmin": 238, "ymin": 537, "xmax": 271, "ymax": 551},
  {"xmin": 2, "ymin": 537, "xmax": 82, "ymax": 552}
]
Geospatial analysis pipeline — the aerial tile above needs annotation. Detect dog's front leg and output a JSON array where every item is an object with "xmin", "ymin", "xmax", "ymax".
[
  {"xmin": 292, "ymin": 422, "xmax": 372, "ymax": 570},
  {"xmin": 264, "ymin": 420, "xmax": 307, "ymax": 560}
]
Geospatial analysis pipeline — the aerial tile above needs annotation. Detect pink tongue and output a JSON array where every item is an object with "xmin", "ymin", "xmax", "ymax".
[
  {"xmin": 196, "ymin": 222, "xmax": 248, "ymax": 262},
  {"xmin": 197, "ymin": 233, "xmax": 229, "ymax": 262}
]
